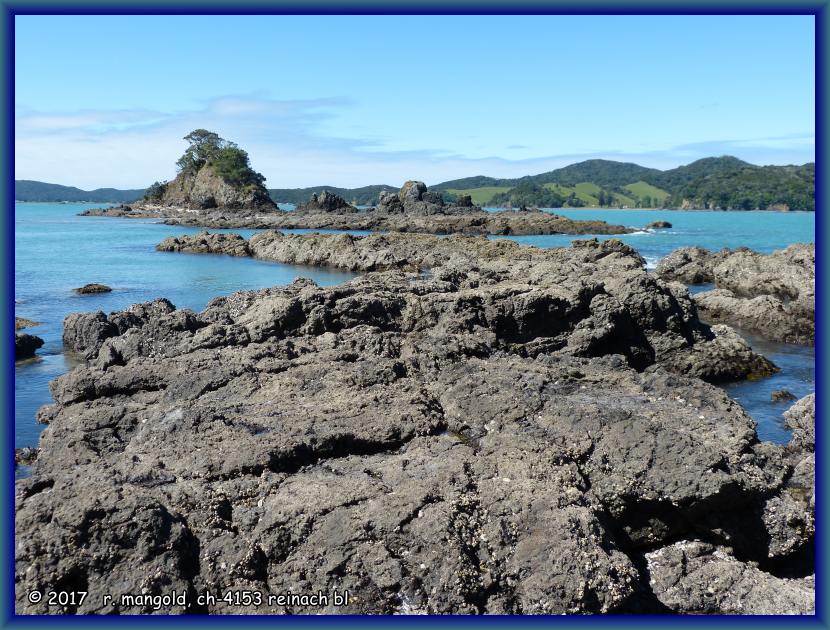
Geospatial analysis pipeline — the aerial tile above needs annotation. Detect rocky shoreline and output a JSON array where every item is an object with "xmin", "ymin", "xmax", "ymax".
[
  {"xmin": 81, "ymin": 181, "xmax": 633, "ymax": 237},
  {"xmin": 656, "ymin": 244, "xmax": 815, "ymax": 345},
  {"xmin": 16, "ymin": 233, "xmax": 814, "ymax": 615}
]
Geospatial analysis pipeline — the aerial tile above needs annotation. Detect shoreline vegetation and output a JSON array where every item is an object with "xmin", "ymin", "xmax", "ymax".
[{"xmin": 15, "ymin": 130, "xmax": 816, "ymax": 615}]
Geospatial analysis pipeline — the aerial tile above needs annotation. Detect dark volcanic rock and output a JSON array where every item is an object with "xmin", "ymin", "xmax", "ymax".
[
  {"xmin": 73, "ymin": 283, "xmax": 112, "ymax": 295},
  {"xmin": 62, "ymin": 298, "xmax": 178, "ymax": 358},
  {"xmin": 297, "ymin": 191, "xmax": 357, "ymax": 214},
  {"xmin": 455, "ymin": 194, "xmax": 473, "ymax": 207},
  {"xmin": 645, "ymin": 221, "xmax": 672, "ymax": 229},
  {"xmin": 182, "ymin": 232, "xmax": 777, "ymax": 383},
  {"xmin": 157, "ymin": 231, "xmax": 250, "ymax": 257},
  {"xmin": 15, "ymin": 333, "xmax": 44, "ymax": 360},
  {"xmin": 17, "ymin": 234, "xmax": 802, "ymax": 615},
  {"xmin": 655, "ymin": 246, "xmax": 726, "ymax": 284},
  {"xmin": 657, "ymin": 244, "xmax": 814, "ymax": 345},
  {"xmin": 645, "ymin": 394, "xmax": 815, "ymax": 615},
  {"xmin": 377, "ymin": 180, "xmax": 468, "ymax": 217}
]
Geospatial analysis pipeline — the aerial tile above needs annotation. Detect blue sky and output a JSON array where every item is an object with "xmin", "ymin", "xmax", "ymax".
[{"xmin": 15, "ymin": 14, "xmax": 815, "ymax": 189}]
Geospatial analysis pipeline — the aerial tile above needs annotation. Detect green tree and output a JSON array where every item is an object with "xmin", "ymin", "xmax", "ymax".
[{"xmin": 144, "ymin": 180, "xmax": 168, "ymax": 202}]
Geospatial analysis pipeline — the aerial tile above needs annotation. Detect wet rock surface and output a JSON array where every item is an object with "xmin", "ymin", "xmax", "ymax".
[
  {"xmin": 656, "ymin": 244, "xmax": 814, "ymax": 345},
  {"xmin": 16, "ymin": 234, "xmax": 809, "ymax": 615},
  {"xmin": 645, "ymin": 221, "xmax": 672, "ymax": 229},
  {"xmin": 15, "ymin": 333, "xmax": 44, "ymax": 360}
]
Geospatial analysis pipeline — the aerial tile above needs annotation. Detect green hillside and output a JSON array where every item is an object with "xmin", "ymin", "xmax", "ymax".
[
  {"xmin": 15, "ymin": 180, "xmax": 145, "ymax": 203},
  {"xmin": 268, "ymin": 184, "xmax": 398, "ymax": 206},
  {"xmin": 433, "ymin": 156, "xmax": 813, "ymax": 210}
]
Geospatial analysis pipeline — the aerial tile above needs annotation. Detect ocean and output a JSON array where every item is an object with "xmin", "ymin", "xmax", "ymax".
[{"xmin": 14, "ymin": 203, "xmax": 815, "ymax": 476}]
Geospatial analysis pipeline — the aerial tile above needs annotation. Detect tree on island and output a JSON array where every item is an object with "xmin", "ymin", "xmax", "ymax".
[{"xmin": 176, "ymin": 129, "xmax": 266, "ymax": 189}]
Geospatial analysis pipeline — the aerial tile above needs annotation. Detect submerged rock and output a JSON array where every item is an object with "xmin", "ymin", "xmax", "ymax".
[
  {"xmin": 771, "ymin": 389, "xmax": 797, "ymax": 402},
  {"xmin": 73, "ymin": 283, "xmax": 112, "ymax": 295},
  {"xmin": 15, "ymin": 317, "xmax": 41, "ymax": 330},
  {"xmin": 15, "ymin": 333, "xmax": 43, "ymax": 360},
  {"xmin": 15, "ymin": 233, "xmax": 802, "ymax": 615},
  {"xmin": 657, "ymin": 244, "xmax": 814, "ymax": 345}
]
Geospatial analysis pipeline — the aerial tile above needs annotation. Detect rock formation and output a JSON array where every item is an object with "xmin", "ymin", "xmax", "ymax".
[
  {"xmin": 656, "ymin": 244, "xmax": 814, "ymax": 344},
  {"xmin": 82, "ymin": 180, "xmax": 633, "ymax": 237},
  {"xmin": 156, "ymin": 166, "xmax": 273, "ymax": 210},
  {"xmin": 73, "ymin": 283, "xmax": 112, "ymax": 295},
  {"xmin": 646, "ymin": 392, "xmax": 814, "ymax": 614},
  {"xmin": 646, "ymin": 221, "xmax": 672, "ymax": 229},
  {"xmin": 15, "ymin": 333, "xmax": 44, "ymax": 360},
  {"xmin": 296, "ymin": 191, "xmax": 358, "ymax": 214},
  {"xmin": 16, "ymin": 235, "xmax": 810, "ymax": 614},
  {"xmin": 157, "ymin": 232, "xmax": 250, "ymax": 257}
]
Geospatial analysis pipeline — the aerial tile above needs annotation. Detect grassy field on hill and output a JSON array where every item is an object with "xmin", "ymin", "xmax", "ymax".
[{"xmin": 624, "ymin": 181, "xmax": 670, "ymax": 204}]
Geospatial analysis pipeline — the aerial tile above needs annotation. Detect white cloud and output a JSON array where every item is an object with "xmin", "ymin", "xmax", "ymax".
[{"xmin": 14, "ymin": 95, "xmax": 816, "ymax": 190}]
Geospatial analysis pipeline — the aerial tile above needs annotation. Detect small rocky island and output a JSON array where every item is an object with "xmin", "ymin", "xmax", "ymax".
[
  {"xmin": 80, "ymin": 131, "xmax": 632, "ymax": 237},
  {"xmin": 17, "ymin": 232, "xmax": 814, "ymax": 614}
]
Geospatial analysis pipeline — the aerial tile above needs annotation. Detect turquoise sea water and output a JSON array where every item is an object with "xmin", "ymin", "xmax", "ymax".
[
  {"xmin": 14, "ymin": 203, "xmax": 815, "ymax": 473},
  {"xmin": 487, "ymin": 208, "xmax": 816, "ymax": 269}
]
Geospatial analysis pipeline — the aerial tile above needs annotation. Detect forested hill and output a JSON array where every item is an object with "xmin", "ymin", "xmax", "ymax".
[
  {"xmin": 433, "ymin": 157, "xmax": 815, "ymax": 211},
  {"xmin": 266, "ymin": 184, "xmax": 398, "ymax": 206},
  {"xmin": 15, "ymin": 180, "xmax": 146, "ymax": 203}
]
